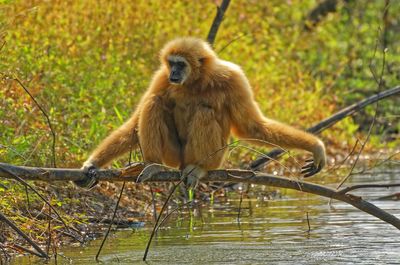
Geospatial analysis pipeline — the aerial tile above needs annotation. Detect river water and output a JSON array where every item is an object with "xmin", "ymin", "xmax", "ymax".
[{"xmin": 12, "ymin": 168, "xmax": 400, "ymax": 264}]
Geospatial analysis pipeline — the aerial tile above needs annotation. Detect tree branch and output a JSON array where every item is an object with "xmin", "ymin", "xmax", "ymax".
[
  {"xmin": 0, "ymin": 211, "xmax": 48, "ymax": 258},
  {"xmin": 207, "ymin": 0, "xmax": 231, "ymax": 46},
  {"xmin": 305, "ymin": 0, "xmax": 339, "ymax": 30},
  {"xmin": 339, "ymin": 183, "xmax": 400, "ymax": 194},
  {"xmin": 250, "ymin": 85, "xmax": 400, "ymax": 170},
  {"xmin": 1, "ymin": 162, "xmax": 400, "ymax": 231}
]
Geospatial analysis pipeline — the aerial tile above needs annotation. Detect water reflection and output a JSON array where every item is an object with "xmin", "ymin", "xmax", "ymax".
[{"xmin": 12, "ymin": 169, "xmax": 400, "ymax": 264}]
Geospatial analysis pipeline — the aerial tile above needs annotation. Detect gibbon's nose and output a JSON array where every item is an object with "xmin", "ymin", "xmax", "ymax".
[{"xmin": 169, "ymin": 73, "xmax": 182, "ymax": 83}]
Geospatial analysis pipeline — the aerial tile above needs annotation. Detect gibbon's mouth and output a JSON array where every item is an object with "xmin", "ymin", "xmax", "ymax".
[{"xmin": 169, "ymin": 78, "xmax": 184, "ymax": 85}]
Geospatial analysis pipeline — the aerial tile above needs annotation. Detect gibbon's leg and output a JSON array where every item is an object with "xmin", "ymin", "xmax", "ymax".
[
  {"xmin": 76, "ymin": 113, "xmax": 140, "ymax": 188},
  {"xmin": 137, "ymin": 95, "xmax": 182, "ymax": 182},
  {"xmin": 183, "ymin": 105, "xmax": 227, "ymax": 187}
]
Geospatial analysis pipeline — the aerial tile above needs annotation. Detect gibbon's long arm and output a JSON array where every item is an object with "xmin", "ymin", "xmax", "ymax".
[
  {"xmin": 82, "ymin": 70, "xmax": 166, "ymax": 170},
  {"xmin": 82, "ymin": 113, "xmax": 139, "ymax": 169},
  {"xmin": 228, "ymin": 71, "xmax": 326, "ymax": 172}
]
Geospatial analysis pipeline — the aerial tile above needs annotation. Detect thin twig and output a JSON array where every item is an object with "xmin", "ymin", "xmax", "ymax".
[
  {"xmin": 336, "ymin": 28, "xmax": 387, "ymax": 190},
  {"xmin": 149, "ymin": 186, "xmax": 158, "ymax": 223},
  {"xmin": 0, "ymin": 211, "xmax": 48, "ymax": 258},
  {"xmin": 14, "ymin": 78, "xmax": 57, "ymax": 168},
  {"xmin": 157, "ymin": 200, "xmax": 193, "ymax": 229},
  {"xmin": 306, "ymin": 212, "xmax": 311, "ymax": 233},
  {"xmin": 325, "ymin": 139, "xmax": 359, "ymax": 174},
  {"xmin": 95, "ymin": 130, "xmax": 133, "ymax": 262},
  {"xmin": 95, "ymin": 181, "xmax": 126, "ymax": 261},
  {"xmin": 237, "ymin": 190, "xmax": 243, "ymax": 222},
  {"xmin": 7, "ymin": 243, "xmax": 43, "ymax": 257},
  {"xmin": 217, "ymin": 33, "xmax": 248, "ymax": 54},
  {"xmin": 0, "ymin": 166, "xmax": 70, "ymax": 234},
  {"xmin": 143, "ymin": 178, "xmax": 185, "ymax": 261},
  {"xmin": 0, "ymin": 41, "xmax": 5, "ymax": 52},
  {"xmin": 46, "ymin": 204, "xmax": 52, "ymax": 257},
  {"xmin": 336, "ymin": 113, "xmax": 376, "ymax": 190},
  {"xmin": 339, "ymin": 183, "xmax": 400, "ymax": 194}
]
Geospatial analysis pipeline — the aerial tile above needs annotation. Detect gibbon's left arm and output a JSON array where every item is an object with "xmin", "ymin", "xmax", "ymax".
[{"xmin": 228, "ymin": 70, "xmax": 326, "ymax": 176}]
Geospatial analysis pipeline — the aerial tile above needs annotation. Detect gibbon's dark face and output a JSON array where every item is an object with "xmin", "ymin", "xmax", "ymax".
[{"xmin": 167, "ymin": 55, "xmax": 191, "ymax": 85}]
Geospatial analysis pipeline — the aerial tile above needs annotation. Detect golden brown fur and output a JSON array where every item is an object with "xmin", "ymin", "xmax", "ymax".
[{"xmin": 80, "ymin": 37, "xmax": 326, "ymax": 187}]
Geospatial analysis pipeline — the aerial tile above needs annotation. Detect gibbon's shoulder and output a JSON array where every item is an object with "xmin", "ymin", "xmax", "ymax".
[
  {"xmin": 217, "ymin": 59, "xmax": 243, "ymax": 74},
  {"xmin": 214, "ymin": 59, "xmax": 252, "ymax": 95}
]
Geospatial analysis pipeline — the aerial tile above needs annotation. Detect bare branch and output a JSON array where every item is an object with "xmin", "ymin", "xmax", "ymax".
[
  {"xmin": 0, "ymin": 211, "xmax": 48, "ymax": 258},
  {"xmin": 95, "ymin": 182, "xmax": 126, "ymax": 261},
  {"xmin": 0, "ymin": 164, "xmax": 72, "ymax": 235},
  {"xmin": 207, "ymin": 0, "xmax": 231, "ymax": 46},
  {"xmin": 339, "ymin": 183, "xmax": 400, "ymax": 194},
  {"xmin": 250, "ymin": 85, "xmax": 400, "ymax": 170},
  {"xmin": 13, "ymin": 78, "xmax": 57, "ymax": 168},
  {"xmin": 1, "ymin": 162, "xmax": 400, "ymax": 231}
]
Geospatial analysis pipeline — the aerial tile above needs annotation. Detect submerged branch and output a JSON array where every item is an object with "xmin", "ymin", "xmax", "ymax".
[{"xmin": 1, "ymin": 162, "xmax": 400, "ymax": 231}]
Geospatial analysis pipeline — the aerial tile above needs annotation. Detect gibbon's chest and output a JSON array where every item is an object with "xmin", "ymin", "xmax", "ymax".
[{"xmin": 167, "ymin": 89, "xmax": 227, "ymax": 141}]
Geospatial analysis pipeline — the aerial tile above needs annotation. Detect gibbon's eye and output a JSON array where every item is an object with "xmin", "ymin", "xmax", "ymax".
[
  {"xmin": 199, "ymin": 58, "xmax": 205, "ymax": 64},
  {"xmin": 177, "ymin": 61, "xmax": 186, "ymax": 68}
]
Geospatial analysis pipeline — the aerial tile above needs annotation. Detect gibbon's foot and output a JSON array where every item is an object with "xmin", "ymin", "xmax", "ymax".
[
  {"xmin": 137, "ymin": 164, "xmax": 166, "ymax": 183},
  {"xmin": 301, "ymin": 159, "xmax": 323, "ymax": 178},
  {"xmin": 182, "ymin": 164, "xmax": 208, "ymax": 189},
  {"xmin": 74, "ymin": 165, "xmax": 99, "ymax": 189}
]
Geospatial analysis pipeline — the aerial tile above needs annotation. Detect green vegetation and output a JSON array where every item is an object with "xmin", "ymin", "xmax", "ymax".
[
  {"xmin": 0, "ymin": 0, "xmax": 399, "ymax": 256},
  {"xmin": 1, "ymin": 0, "xmax": 399, "ymax": 168}
]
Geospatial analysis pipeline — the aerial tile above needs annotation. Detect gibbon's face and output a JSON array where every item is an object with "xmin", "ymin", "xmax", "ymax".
[{"xmin": 167, "ymin": 55, "xmax": 191, "ymax": 85}]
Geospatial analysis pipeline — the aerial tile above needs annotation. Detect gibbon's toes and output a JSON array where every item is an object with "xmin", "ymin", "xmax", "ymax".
[
  {"xmin": 74, "ymin": 165, "xmax": 99, "ymax": 189},
  {"xmin": 137, "ymin": 164, "xmax": 165, "ymax": 183},
  {"xmin": 182, "ymin": 165, "xmax": 207, "ymax": 189},
  {"xmin": 301, "ymin": 159, "xmax": 322, "ymax": 178}
]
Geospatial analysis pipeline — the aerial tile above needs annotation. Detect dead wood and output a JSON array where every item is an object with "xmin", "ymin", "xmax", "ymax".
[{"xmin": 1, "ymin": 162, "xmax": 400, "ymax": 231}]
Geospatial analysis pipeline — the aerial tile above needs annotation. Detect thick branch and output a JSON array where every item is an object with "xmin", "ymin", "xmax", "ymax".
[
  {"xmin": 250, "ymin": 85, "xmax": 400, "ymax": 170},
  {"xmin": 1, "ymin": 162, "xmax": 400, "ymax": 231}
]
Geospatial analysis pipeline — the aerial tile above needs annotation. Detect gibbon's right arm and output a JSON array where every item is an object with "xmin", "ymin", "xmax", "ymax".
[
  {"xmin": 74, "ymin": 112, "xmax": 140, "ymax": 188},
  {"xmin": 82, "ymin": 112, "xmax": 140, "ymax": 169},
  {"xmin": 76, "ymin": 70, "xmax": 167, "ymax": 189},
  {"xmin": 228, "ymin": 70, "xmax": 326, "ymax": 177}
]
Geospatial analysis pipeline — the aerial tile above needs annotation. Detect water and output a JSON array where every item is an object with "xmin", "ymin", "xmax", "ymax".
[{"xmin": 12, "ymin": 169, "xmax": 400, "ymax": 264}]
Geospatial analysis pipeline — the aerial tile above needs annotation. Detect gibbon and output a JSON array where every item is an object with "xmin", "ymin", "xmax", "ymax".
[{"xmin": 75, "ymin": 37, "xmax": 326, "ymax": 189}]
